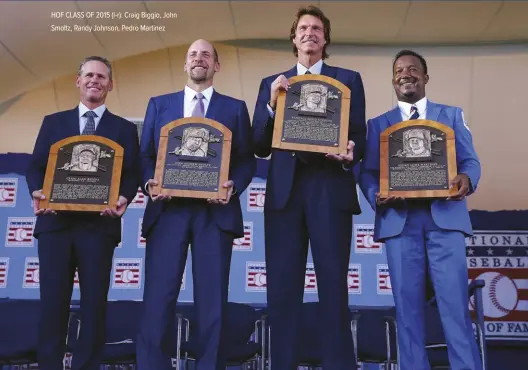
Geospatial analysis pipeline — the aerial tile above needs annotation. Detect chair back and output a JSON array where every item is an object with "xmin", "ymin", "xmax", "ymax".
[
  {"xmin": 105, "ymin": 300, "xmax": 143, "ymax": 344},
  {"xmin": 355, "ymin": 307, "xmax": 396, "ymax": 363},
  {"xmin": 0, "ymin": 299, "xmax": 40, "ymax": 358}
]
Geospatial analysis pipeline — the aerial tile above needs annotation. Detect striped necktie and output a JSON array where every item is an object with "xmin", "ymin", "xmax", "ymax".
[
  {"xmin": 82, "ymin": 111, "xmax": 97, "ymax": 135},
  {"xmin": 410, "ymin": 105, "xmax": 420, "ymax": 120}
]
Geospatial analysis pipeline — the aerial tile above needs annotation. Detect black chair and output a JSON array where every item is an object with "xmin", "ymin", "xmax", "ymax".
[
  {"xmin": 277, "ymin": 302, "xmax": 357, "ymax": 369},
  {"xmin": 175, "ymin": 302, "xmax": 266, "ymax": 370},
  {"xmin": 0, "ymin": 299, "xmax": 40, "ymax": 366},
  {"xmin": 352, "ymin": 307, "xmax": 398, "ymax": 370},
  {"xmin": 424, "ymin": 279, "xmax": 488, "ymax": 369},
  {"xmin": 69, "ymin": 300, "xmax": 143, "ymax": 369}
]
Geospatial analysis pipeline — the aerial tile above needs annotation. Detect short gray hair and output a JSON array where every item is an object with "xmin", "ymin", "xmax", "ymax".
[{"xmin": 78, "ymin": 56, "xmax": 113, "ymax": 80}]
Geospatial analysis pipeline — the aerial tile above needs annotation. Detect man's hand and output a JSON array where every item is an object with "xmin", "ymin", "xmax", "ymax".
[
  {"xmin": 101, "ymin": 196, "xmax": 128, "ymax": 218},
  {"xmin": 32, "ymin": 190, "xmax": 56, "ymax": 216},
  {"xmin": 376, "ymin": 192, "xmax": 405, "ymax": 206},
  {"xmin": 208, "ymin": 180, "xmax": 234, "ymax": 205},
  {"xmin": 269, "ymin": 75, "xmax": 289, "ymax": 110},
  {"xmin": 447, "ymin": 174, "xmax": 470, "ymax": 201},
  {"xmin": 147, "ymin": 179, "xmax": 172, "ymax": 202},
  {"xmin": 326, "ymin": 140, "xmax": 355, "ymax": 164}
]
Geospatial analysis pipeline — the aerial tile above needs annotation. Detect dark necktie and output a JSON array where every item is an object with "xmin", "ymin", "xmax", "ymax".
[
  {"xmin": 192, "ymin": 93, "xmax": 205, "ymax": 117},
  {"xmin": 410, "ymin": 105, "xmax": 420, "ymax": 120},
  {"xmin": 82, "ymin": 111, "xmax": 97, "ymax": 135},
  {"xmin": 296, "ymin": 69, "xmax": 324, "ymax": 165}
]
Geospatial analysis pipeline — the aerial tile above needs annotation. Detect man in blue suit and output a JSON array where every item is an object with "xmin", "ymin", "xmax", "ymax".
[
  {"xmin": 252, "ymin": 6, "xmax": 365, "ymax": 369},
  {"xmin": 136, "ymin": 39, "xmax": 255, "ymax": 370},
  {"xmin": 26, "ymin": 56, "xmax": 140, "ymax": 370},
  {"xmin": 359, "ymin": 49, "xmax": 482, "ymax": 370}
]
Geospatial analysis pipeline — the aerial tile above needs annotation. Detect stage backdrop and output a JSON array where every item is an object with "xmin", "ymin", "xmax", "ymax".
[{"xmin": 0, "ymin": 152, "xmax": 526, "ymax": 343}]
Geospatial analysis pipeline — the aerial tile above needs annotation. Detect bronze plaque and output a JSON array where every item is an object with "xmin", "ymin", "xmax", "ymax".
[
  {"xmin": 380, "ymin": 120, "xmax": 458, "ymax": 199},
  {"xmin": 40, "ymin": 135, "xmax": 123, "ymax": 211},
  {"xmin": 272, "ymin": 74, "xmax": 350, "ymax": 154},
  {"xmin": 150, "ymin": 117, "xmax": 232, "ymax": 200}
]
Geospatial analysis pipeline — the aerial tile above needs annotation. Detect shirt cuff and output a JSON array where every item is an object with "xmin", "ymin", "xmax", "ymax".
[
  {"xmin": 342, "ymin": 163, "xmax": 351, "ymax": 172},
  {"xmin": 267, "ymin": 104, "xmax": 276, "ymax": 119}
]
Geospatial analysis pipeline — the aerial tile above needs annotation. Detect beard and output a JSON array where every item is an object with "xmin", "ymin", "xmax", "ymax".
[{"xmin": 190, "ymin": 66, "xmax": 208, "ymax": 82}]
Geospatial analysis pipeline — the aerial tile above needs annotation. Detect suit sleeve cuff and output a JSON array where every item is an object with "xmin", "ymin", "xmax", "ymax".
[{"xmin": 267, "ymin": 103, "xmax": 276, "ymax": 119}]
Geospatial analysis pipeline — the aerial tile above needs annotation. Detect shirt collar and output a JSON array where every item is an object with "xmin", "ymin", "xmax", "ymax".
[
  {"xmin": 296, "ymin": 59, "xmax": 323, "ymax": 75},
  {"xmin": 184, "ymin": 85, "xmax": 214, "ymax": 103},
  {"xmin": 398, "ymin": 96, "xmax": 428, "ymax": 117},
  {"xmin": 78, "ymin": 102, "xmax": 106, "ymax": 119}
]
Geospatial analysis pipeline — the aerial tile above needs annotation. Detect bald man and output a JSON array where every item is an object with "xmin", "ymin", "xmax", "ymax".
[{"xmin": 136, "ymin": 39, "xmax": 255, "ymax": 370}]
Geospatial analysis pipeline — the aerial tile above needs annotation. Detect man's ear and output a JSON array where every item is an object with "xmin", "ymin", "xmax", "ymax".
[{"xmin": 424, "ymin": 74, "xmax": 430, "ymax": 84}]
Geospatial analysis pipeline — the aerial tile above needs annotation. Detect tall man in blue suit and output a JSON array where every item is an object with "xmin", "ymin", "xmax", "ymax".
[
  {"xmin": 26, "ymin": 56, "xmax": 140, "ymax": 370},
  {"xmin": 136, "ymin": 39, "xmax": 256, "ymax": 370},
  {"xmin": 359, "ymin": 49, "xmax": 482, "ymax": 370},
  {"xmin": 252, "ymin": 6, "xmax": 366, "ymax": 369}
]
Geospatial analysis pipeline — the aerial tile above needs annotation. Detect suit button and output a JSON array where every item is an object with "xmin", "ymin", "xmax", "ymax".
[{"xmin": 292, "ymin": 153, "xmax": 295, "ymax": 157}]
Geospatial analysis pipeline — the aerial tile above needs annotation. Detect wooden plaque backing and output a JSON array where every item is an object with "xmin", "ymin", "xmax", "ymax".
[
  {"xmin": 272, "ymin": 74, "xmax": 350, "ymax": 155},
  {"xmin": 41, "ymin": 135, "xmax": 124, "ymax": 211},
  {"xmin": 151, "ymin": 117, "xmax": 232, "ymax": 200},
  {"xmin": 380, "ymin": 120, "xmax": 458, "ymax": 199}
]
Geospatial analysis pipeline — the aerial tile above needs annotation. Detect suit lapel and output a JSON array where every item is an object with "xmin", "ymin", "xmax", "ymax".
[
  {"xmin": 426, "ymin": 100, "xmax": 442, "ymax": 122},
  {"xmin": 67, "ymin": 107, "xmax": 81, "ymax": 136},
  {"xmin": 321, "ymin": 63, "xmax": 337, "ymax": 79},
  {"xmin": 386, "ymin": 106, "xmax": 403, "ymax": 126},
  {"xmin": 95, "ymin": 109, "xmax": 115, "ymax": 138},
  {"xmin": 285, "ymin": 66, "xmax": 297, "ymax": 79},
  {"xmin": 173, "ymin": 91, "xmax": 184, "ymax": 119},
  {"xmin": 205, "ymin": 90, "xmax": 221, "ymax": 120}
]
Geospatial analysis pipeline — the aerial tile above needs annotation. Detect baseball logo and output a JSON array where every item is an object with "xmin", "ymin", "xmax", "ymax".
[
  {"xmin": 255, "ymin": 193, "xmax": 265, "ymax": 207},
  {"xmin": 471, "ymin": 272, "xmax": 519, "ymax": 318},
  {"xmin": 254, "ymin": 273, "xmax": 266, "ymax": 287}
]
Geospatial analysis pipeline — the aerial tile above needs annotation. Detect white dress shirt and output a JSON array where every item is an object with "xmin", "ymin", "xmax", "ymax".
[
  {"xmin": 267, "ymin": 59, "xmax": 324, "ymax": 118},
  {"xmin": 398, "ymin": 96, "xmax": 427, "ymax": 121},
  {"xmin": 78, "ymin": 102, "xmax": 106, "ymax": 134},
  {"xmin": 184, "ymin": 85, "xmax": 214, "ymax": 117}
]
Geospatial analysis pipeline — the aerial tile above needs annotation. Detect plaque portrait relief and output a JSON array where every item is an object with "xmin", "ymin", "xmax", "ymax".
[
  {"xmin": 70, "ymin": 144, "xmax": 100, "ymax": 171},
  {"xmin": 393, "ymin": 128, "xmax": 432, "ymax": 158},
  {"xmin": 172, "ymin": 127, "xmax": 209, "ymax": 157},
  {"xmin": 299, "ymin": 83, "xmax": 328, "ymax": 114},
  {"xmin": 168, "ymin": 126, "xmax": 222, "ymax": 160}
]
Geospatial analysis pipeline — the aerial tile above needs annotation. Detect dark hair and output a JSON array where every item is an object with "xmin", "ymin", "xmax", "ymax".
[
  {"xmin": 393, "ymin": 49, "xmax": 428, "ymax": 74},
  {"xmin": 212, "ymin": 46, "xmax": 219, "ymax": 63},
  {"xmin": 289, "ymin": 5, "xmax": 331, "ymax": 60},
  {"xmin": 78, "ymin": 56, "xmax": 113, "ymax": 80}
]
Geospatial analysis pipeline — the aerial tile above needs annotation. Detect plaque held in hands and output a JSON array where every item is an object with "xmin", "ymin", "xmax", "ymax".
[
  {"xmin": 379, "ymin": 119, "xmax": 458, "ymax": 199},
  {"xmin": 150, "ymin": 117, "xmax": 232, "ymax": 200},
  {"xmin": 40, "ymin": 135, "xmax": 123, "ymax": 211},
  {"xmin": 272, "ymin": 74, "xmax": 350, "ymax": 154}
]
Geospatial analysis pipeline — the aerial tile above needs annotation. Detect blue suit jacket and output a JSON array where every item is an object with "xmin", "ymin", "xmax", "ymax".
[
  {"xmin": 359, "ymin": 101, "xmax": 481, "ymax": 241},
  {"xmin": 140, "ymin": 90, "xmax": 256, "ymax": 239},
  {"xmin": 252, "ymin": 63, "xmax": 366, "ymax": 212},
  {"xmin": 26, "ymin": 107, "xmax": 140, "ymax": 241}
]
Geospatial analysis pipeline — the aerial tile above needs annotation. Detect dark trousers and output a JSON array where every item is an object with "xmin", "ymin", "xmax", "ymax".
[
  {"xmin": 37, "ymin": 226, "xmax": 116, "ymax": 370},
  {"xmin": 136, "ymin": 202, "xmax": 233, "ymax": 370},
  {"xmin": 264, "ymin": 163, "xmax": 356, "ymax": 370}
]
